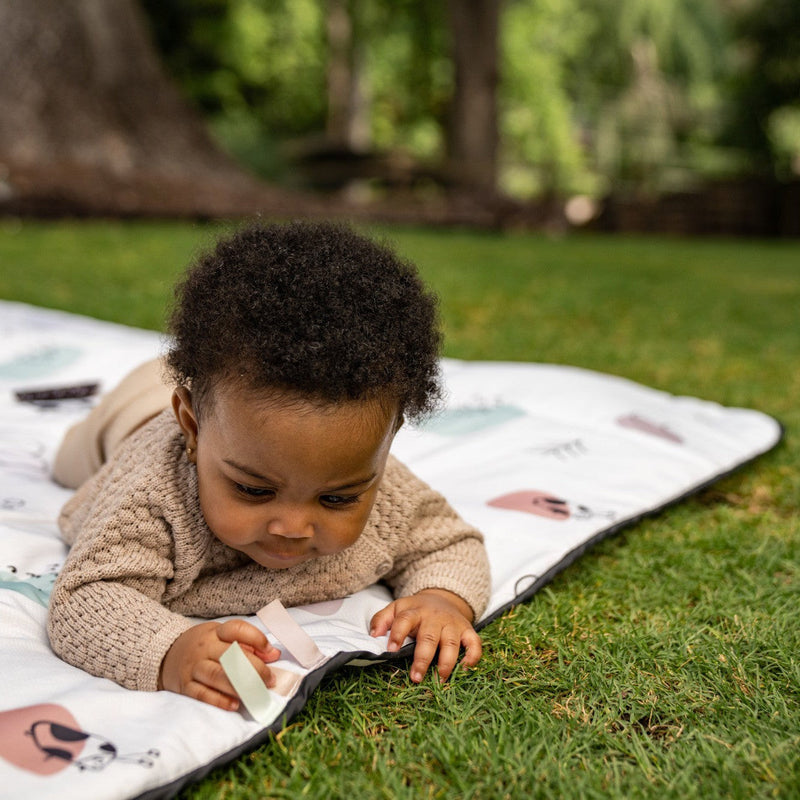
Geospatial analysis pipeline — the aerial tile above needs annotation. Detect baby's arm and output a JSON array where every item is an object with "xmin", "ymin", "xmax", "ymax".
[
  {"xmin": 49, "ymin": 498, "xmax": 282, "ymax": 706},
  {"xmin": 51, "ymin": 540, "xmax": 281, "ymax": 709},
  {"xmin": 370, "ymin": 588, "xmax": 482, "ymax": 683},
  {"xmin": 160, "ymin": 619, "xmax": 280, "ymax": 711},
  {"xmin": 49, "ymin": 538, "xmax": 195, "ymax": 692}
]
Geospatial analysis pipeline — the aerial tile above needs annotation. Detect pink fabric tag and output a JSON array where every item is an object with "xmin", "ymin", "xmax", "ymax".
[{"xmin": 257, "ymin": 599, "xmax": 326, "ymax": 669}]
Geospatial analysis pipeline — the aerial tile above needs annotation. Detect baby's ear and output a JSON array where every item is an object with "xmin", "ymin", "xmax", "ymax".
[{"xmin": 172, "ymin": 387, "xmax": 199, "ymax": 450}]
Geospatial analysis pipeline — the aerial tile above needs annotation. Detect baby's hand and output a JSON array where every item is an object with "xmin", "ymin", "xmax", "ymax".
[
  {"xmin": 369, "ymin": 589, "xmax": 482, "ymax": 683},
  {"xmin": 159, "ymin": 619, "xmax": 281, "ymax": 711}
]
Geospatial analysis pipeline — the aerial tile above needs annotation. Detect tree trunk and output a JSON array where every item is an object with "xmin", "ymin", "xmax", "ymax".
[
  {"xmin": 0, "ymin": 0, "xmax": 301, "ymax": 217},
  {"xmin": 325, "ymin": 0, "xmax": 370, "ymax": 153},
  {"xmin": 445, "ymin": 0, "xmax": 502, "ymax": 196}
]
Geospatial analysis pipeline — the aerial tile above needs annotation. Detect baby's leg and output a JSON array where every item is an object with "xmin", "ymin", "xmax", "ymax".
[{"xmin": 51, "ymin": 358, "xmax": 173, "ymax": 489}]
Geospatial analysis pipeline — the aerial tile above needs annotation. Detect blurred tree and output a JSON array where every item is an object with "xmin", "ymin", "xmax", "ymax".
[
  {"xmin": 140, "ymin": 0, "xmax": 747, "ymax": 200},
  {"xmin": 724, "ymin": 0, "xmax": 800, "ymax": 178},
  {"xmin": 0, "ymin": 0, "xmax": 294, "ymax": 216},
  {"xmin": 361, "ymin": 1, "xmax": 450, "ymax": 162},
  {"xmin": 570, "ymin": 0, "xmax": 729, "ymax": 193},
  {"xmin": 445, "ymin": 0, "xmax": 502, "ymax": 194},
  {"xmin": 325, "ymin": 0, "xmax": 370, "ymax": 151},
  {"xmin": 140, "ymin": 0, "xmax": 326, "ymax": 183},
  {"xmin": 142, "ymin": 0, "xmax": 500, "ymax": 195},
  {"xmin": 6, "ymin": 0, "xmax": 788, "ymax": 217},
  {"xmin": 500, "ymin": 0, "xmax": 595, "ymax": 198}
]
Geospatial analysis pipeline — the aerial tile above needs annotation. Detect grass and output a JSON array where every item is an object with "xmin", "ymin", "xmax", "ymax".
[{"xmin": 1, "ymin": 219, "xmax": 798, "ymax": 798}]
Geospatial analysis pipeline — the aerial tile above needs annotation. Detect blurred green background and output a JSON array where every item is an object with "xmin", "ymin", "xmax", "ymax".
[{"xmin": 142, "ymin": 0, "xmax": 800, "ymax": 198}]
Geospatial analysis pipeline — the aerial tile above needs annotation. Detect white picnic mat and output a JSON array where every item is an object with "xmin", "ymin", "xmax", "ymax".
[{"xmin": 0, "ymin": 300, "xmax": 782, "ymax": 799}]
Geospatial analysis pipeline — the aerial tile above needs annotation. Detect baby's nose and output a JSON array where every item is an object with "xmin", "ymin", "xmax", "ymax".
[{"xmin": 265, "ymin": 507, "xmax": 315, "ymax": 539}]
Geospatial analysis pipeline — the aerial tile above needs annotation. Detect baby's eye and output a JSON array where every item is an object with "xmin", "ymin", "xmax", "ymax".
[
  {"xmin": 320, "ymin": 494, "xmax": 360, "ymax": 508},
  {"xmin": 235, "ymin": 484, "xmax": 275, "ymax": 499}
]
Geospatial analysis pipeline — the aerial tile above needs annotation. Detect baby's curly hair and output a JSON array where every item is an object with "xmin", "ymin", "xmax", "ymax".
[{"xmin": 167, "ymin": 221, "xmax": 442, "ymax": 422}]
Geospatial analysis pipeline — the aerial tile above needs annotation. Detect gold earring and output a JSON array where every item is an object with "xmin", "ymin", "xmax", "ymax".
[{"xmin": 186, "ymin": 445, "xmax": 195, "ymax": 457}]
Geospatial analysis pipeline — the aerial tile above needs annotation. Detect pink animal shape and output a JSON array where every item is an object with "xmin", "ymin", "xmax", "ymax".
[
  {"xmin": 488, "ymin": 490, "xmax": 616, "ymax": 522},
  {"xmin": 488, "ymin": 490, "xmax": 572, "ymax": 520}
]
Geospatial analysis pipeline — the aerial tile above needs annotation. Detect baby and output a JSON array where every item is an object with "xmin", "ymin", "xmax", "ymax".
[{"xmin": 48, "ymin": 221, "xmax": 491, "ymax": 712}]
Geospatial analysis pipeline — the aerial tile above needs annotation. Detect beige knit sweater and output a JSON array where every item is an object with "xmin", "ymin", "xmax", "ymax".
[{"xmin": 48, "ymin": 411, "xmax": 490, "ymax": 692}]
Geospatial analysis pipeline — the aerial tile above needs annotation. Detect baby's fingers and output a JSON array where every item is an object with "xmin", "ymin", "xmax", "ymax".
[
  {"xmin": 187, "ymin": 659, "xmax": 242, "ymax": 711},
  {"xmin": 427, "ymin": 624, "xmax": 467, "ymax": 683},
  {"xmin": 369, "ymin": 601, "xmax": 399, "ymax": 639},
  {"xmin": 371, "ymin": 601, "xmax": 415, "ymax": 651},
  {"xmin": 217, "ymin": 618, "xmax": 268, "ymax": 650},
  {"xmin": 216, "ymin": 619, "xmax": 281, "ymax": 662},
  {"xmin": 459, "ymin": 627, "xmax": 483, "ymax": 669},
  {"xmin": 409, "ymin": 622, "xmax": 446, "ymax": 683},
  {"xmin": 188, "ymin": 681, "xmax": 241, "ymax": 712},
  {"xmin": 383, "ymin": 605, "xmax": 422, "ymax": 654},
  {"xmin": 193, "ymin": 651, "xmax": 276, "ymax": 712},
  {"xmin": 240, "ymin": 641, "xmax": 282, "ymax": 663}
]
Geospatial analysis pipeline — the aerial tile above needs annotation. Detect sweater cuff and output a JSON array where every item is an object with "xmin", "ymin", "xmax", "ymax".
[{"xmin": 136, "ymin": 614, "xmax": 197, "ymax": 692}]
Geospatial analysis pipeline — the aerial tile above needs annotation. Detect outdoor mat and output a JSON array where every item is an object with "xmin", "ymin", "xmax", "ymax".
[{"xmin": 0, "ymin": 300, "xmax": 783, "ymax": 799}]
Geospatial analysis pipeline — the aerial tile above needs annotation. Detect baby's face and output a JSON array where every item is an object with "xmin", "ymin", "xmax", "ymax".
[{"xmin": 173, "ymin": 385, "xmax": 398, "ymax": 570}]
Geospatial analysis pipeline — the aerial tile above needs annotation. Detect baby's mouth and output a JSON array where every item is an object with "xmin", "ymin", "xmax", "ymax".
[{"xmin": 257, "ymin": 543, "xmax": 310, "ymax": 565}]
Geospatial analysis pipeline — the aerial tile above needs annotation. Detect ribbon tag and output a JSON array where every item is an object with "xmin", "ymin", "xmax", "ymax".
[
  {"xmin": 219, "ymin": 641, "xmax": 281, "ymax": 724},
  {"xmin": 257, "ymin": 599, "xmax": 326, "ymax": 669}
]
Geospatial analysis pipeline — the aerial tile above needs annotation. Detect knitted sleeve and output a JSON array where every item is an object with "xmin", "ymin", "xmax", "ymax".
[
  {"xmin": 376, "ymin": 458, "xmax": 491, "ymax": 620},
  {"xmin": 48, "ymin": 440, "xmax": 198, "ymax": 692}
]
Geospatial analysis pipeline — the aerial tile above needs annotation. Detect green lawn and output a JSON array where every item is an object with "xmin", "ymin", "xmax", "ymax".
[{"xmin": 1, "ymin": 219, "xmax": 798, "ymax": 798}]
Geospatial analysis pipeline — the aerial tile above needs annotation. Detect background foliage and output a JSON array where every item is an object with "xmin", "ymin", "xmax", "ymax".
[{"xmin": 140, "ymin": 0, "xmax": 800, "ymax": 198}]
